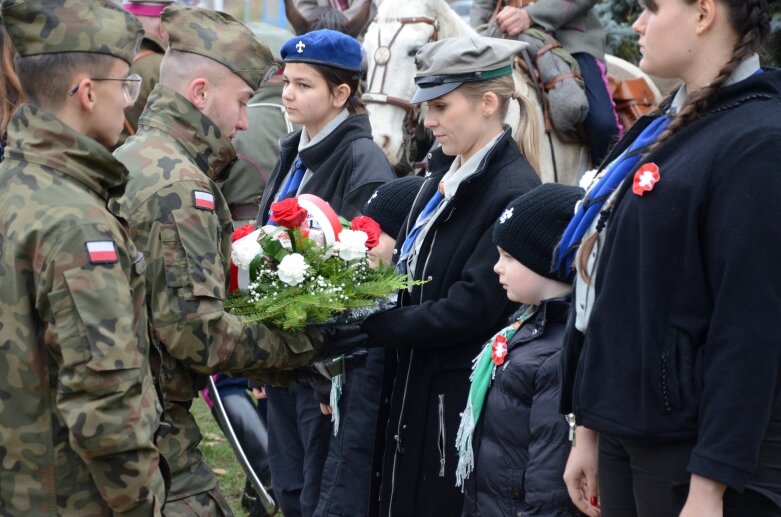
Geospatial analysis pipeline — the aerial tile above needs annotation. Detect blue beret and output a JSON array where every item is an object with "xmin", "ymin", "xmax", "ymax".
[{"xmin": 280, "ymin": 29, "xmax": 362, "ymax": 73}]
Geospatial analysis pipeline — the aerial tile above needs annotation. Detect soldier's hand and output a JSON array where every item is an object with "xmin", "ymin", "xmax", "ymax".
[
  {"xmin": 313, "ymin": 323, "xmax": 368, "ymax": 358},
  {"xmin": 496, "ymin": 6, "xmax": 532, "ymax": 37}
]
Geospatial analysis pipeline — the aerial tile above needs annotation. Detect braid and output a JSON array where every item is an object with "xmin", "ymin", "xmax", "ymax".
[{"xmin": 647, "ymin": 0, "xmax": 770, "ymax": 153}]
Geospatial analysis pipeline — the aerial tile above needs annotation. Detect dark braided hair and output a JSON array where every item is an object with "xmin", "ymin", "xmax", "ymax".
[
  {"xmin": 646, "ymin": 0, "xmax": 771, "ymax": 152},
  {"xmin": 576, "ymin": 0, "xmax": 771, "ymax": 283}
]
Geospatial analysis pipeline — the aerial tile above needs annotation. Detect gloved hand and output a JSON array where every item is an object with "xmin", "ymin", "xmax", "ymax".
[{"xmin": 313, "ymin": 323, "xmax": 369, "ymax": 359}]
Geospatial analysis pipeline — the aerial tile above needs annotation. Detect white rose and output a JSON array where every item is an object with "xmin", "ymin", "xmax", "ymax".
[
  {"xmin": 232, "ymin": 229, "xmax": 263, "ymax": 270},
  {"xmin": 277, "ymin": 253, "xmax": 309, "ymax": 286},
  {"xmin": 333, "ymin": 229, "xmax": 368, "ymax": 261}
]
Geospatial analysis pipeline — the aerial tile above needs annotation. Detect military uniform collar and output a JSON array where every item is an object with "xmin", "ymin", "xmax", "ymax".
[
  {"xmin": 138, "ymin": 83, "xmax": 236, "ymax": 180},
  {"xmin": 5, "ymin": 104, "xmax": 128, "ymax": 200}
]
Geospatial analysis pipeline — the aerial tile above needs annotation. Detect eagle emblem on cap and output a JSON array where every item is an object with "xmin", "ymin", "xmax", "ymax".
[{"xmin": 499, "ymin": 207, "xmax": 514, "ymax": 224}]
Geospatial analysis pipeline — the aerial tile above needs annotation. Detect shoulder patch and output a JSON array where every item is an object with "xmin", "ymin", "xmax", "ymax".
[
  {"xmin": 86, "ymin": 240, "xmax": 119, "ymax": 264},
  {"xmin": 192, "ymin": 190, "xmax": 216, "ymax": 211}
]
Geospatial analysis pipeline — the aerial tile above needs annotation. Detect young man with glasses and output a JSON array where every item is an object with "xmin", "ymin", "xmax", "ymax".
[{"xmin": 0, "ymin": 0, "xmax": 166, "ymax": 514}]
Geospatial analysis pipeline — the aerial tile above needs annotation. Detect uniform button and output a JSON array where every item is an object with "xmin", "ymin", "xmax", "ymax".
[
  {"xmin": 394, "ymin": 434, "xmax": 400, "ymax": 441},
  {"xmin": 532, "ymin": 329, "xmax": 538, "ymax": 335},
  {"xmin": 427, "ymin": 275, "xmax": 433, "ymax": 281},
  {"xmin": 402, "ymin": 424, "xmax": 407, "ymax": 429},
  {"xmin": 427, "ymin": 152, "xmax": 433, "ymax": 159}
]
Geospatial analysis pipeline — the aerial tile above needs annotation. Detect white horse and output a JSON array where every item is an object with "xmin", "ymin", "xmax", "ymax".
[{"xmin": 363, "ymin": 0, "xmax": 663, "ymax": 185}]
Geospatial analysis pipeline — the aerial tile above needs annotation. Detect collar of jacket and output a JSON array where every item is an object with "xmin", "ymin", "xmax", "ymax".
[
  {"xmin": 138, "ymin": 83, "xmax": 236, "ymax": 180},
  {"xmin": 425, "ymin": 125, "xmax": 516, "ymax": 186},
  {"xmin": 278, "ymin": 113, "xmax": 373, "ymax": 172},
  {"xmin": 510, "ymin": 296, "xmax": 571, "ymax": 345},
  {"xmin": 5, "ymin": 104, "xmax": 129, "ymax": 200},
  {"xmin": 600, "ymin": 68, "xmax": 781, "ymax": 170}
]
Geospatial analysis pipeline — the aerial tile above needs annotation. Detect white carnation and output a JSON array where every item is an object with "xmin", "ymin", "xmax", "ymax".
[
  {"xmin": 333, "ymin": 229, "xmax": 368, "ymax": 261},
  {"xmin": 277, "ymin": 253, "xmax": 309, "ymax": 286},
  {"xmin": 232, "ymin": 229, "xmax": 263, "ymax": 270}
]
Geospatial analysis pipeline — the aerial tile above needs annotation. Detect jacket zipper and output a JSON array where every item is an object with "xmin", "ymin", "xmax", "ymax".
[{"xmin": 438, "ymin": 393, "xmax": 446, "ymax": 477}]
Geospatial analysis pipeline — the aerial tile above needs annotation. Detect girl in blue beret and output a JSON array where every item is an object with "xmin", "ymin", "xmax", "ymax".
[
  {"xmin": 256, "ymin": 28, "xmax": 394, "ymax": 517},
  {"xmin": 559, "ymin": 1, "xmax": 781, "ymax": 516}
]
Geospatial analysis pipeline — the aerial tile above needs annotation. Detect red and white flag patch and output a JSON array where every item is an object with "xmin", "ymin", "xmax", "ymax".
[
  {"xmin": 193, "ymin": 190, "xmax": 215, "ymax": 211},
  {"xmin": 86, "ymin": 240, "xmax": 119, "ymax": 264}
]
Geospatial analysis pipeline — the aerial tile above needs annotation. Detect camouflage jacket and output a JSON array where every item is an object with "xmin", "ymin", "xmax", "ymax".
[
  {"xmin": 0, "ymin": 105, "xmax": 165, "ymax": 516},
  {"xmin": 113, "ymin": 84, "xmax": 321, "ymax": 499}
]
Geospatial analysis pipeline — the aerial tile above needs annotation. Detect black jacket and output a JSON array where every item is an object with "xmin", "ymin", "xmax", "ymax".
[
  {"xmin": 363, "ymin": 128, "xmax": 541, "ymax": 516},
  {"xmin": 562, "ymin": 69, "xmax": 781, "ymax": 502},
  {"xmin": 257, "ymin": 113, "xmax": 394, "ymax": 224},
  {"xmin": 462, "ymin": 299, "xmax": 579, "ymax": 517}
]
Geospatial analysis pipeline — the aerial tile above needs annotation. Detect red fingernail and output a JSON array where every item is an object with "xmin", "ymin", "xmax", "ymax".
[{"xmin": 590, "ymin": 496, "xmax": 599, "ymax": 506}]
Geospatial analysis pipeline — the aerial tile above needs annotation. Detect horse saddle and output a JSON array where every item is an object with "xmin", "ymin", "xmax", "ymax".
[{"xmin": 608, "ymin": 76, "xmax": 657, "ymax": 131}]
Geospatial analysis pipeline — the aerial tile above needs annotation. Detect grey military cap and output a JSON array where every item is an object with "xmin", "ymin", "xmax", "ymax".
[{"xmin": 410, "ymin": 36, "xmax": 528, "ymax": 104}]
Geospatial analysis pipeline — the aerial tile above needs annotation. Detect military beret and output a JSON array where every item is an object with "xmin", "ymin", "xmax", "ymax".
[
  {"xmin": 280, "ymin": 29, "xmax": 361, "ymax": 73},
  {"xmin": 410, "ymin": 36, "xmax": 528, "ymax": 104},
  {"xmin": 162, "ymin": 5, "xmax": 276, "ymax": 90},
  {"xmin": 1, "ymin": 0, "xmax": 143, "ymax": 65}
]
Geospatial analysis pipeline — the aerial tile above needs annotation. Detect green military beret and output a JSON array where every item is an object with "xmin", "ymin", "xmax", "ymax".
[
  {"xmin": 410, "ymin": 36, "xmax": 528, "ymax": 104},
  {"xmin": 1, "ymin": 0, "xmax": 144, "ymax": 65},
  {"xmin": 162, "ymin": 5, "xmax": 276, "ymax": 90}
]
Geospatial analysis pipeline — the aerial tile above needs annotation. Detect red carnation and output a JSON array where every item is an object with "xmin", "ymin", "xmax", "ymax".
[
  {"xmin": 351, "ymin": 216, "xmax": 381, "ymax": 249},
  {"xmin": 270, "ymin": 198, "xmax": 308, "ymax": 229},
  {"xmin": 232, "ymin": 224, "xmax": 256, "ymax": 242}
]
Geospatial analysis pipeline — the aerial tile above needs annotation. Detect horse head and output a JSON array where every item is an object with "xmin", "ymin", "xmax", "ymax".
[
  {"xmin": 363, "ymin": 0, "xmax": 475, "ymax": 168},
  {"xmin": 284, "ymin": 0, "xmax": 373, "ymax": 37}
]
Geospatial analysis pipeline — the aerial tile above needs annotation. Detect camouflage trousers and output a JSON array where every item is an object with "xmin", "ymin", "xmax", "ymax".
[{"xmin": 163, "ymin": 487, "xmax": 234, "ymax": 517}]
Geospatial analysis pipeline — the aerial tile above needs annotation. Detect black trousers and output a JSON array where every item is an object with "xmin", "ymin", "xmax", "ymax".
[
  {"xmin": 599, "ymin": 434, "xmax": 781, "ymax": 517},
  {"xmin": 266, "ymin": 384, "xmax": 330, "ymax": 517},
  {"xmin": 572, "ymin": 52, "xmax": 621, "ymax": 166}
]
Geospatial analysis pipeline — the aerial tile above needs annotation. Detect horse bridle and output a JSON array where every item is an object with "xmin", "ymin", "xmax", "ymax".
[{"xmin": 363, "ymin": 16, "xmax": 439, "ymax": 170}]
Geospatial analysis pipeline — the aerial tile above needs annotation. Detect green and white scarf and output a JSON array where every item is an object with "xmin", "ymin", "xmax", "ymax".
[{"xmin": 455, "ymin": 305, "xmax": 538, "ymax": 488}]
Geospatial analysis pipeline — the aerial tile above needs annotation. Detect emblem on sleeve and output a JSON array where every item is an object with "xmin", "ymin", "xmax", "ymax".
[
  {"xmin": 86, "ymin": 240, "xmax": 119, "ymax": 264},
  {"xmin": 192, "ymin": 190, "xmax": 216, "ymax": 211}
]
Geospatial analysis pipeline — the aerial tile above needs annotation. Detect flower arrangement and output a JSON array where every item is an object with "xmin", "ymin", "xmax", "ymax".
[{"xmin": 225, "ymin": 196, "xmax": 419, "ymax": 330}]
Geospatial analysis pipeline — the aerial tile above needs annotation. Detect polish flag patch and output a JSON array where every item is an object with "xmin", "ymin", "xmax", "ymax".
[
  {"xmin": 86, "ymin": 240, "xmax": 119, "ymax": 264},
  {"xmin": 192, "ymin": 190, "xmax": 215, "ymax": 211}
]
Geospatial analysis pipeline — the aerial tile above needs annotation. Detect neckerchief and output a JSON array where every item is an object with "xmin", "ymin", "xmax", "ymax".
[{"xmin": 455, "ymin": 304, "xmax": 538, "ymax": 488}]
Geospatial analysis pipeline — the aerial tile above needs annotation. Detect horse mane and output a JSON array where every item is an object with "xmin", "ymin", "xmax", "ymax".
[{"xmin": 375, "ymin": 0, "xmax": 477, "ymax": 38}]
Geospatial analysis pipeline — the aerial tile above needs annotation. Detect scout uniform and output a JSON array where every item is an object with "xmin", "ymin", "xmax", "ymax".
[
  {"xmin": 361, "ymin": 37, "xmax": 541, "ymax": 516},
  {"xmin": 0, "ymin": 0, "xmax": 165, "ymax": 514},
  {"xmin": 112, "ymin": 7, "xmax": 324, "ymax": 515},
  {"xmin": 119, "ymin": 0, "xmax": 173, "ymax": 145}
]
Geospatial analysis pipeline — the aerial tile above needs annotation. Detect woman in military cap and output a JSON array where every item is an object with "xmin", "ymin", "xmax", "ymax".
[
  {"xmin": 358, "ymin": 36, "xmax": 541, "ymax": 516},
  {"xmin": 256, "ymin": 28, "xmax": 394, "ymax": 517}
]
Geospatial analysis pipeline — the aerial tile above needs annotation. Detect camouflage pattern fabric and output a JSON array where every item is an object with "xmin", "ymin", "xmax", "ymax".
[
  {"xmin": 113, "ymin": 83, "xmax": 322, "ymax": 501},
  {"xmin": 0, "ymin": 105, "xmax": 165, "ymax": 516},
  {"xmin": 161, "ymin": 5, "xmax": 276, "ymax": 90},
  {"xmin": 163, "ymin": 486, "xmax": 233, "ymax": 517},
  {"xmin": 1, "ymin": 0, "xmax": 143, "ymax": 64},
  {"xmin": 119, "ymin": 34, "xmax": 166, "ymax": 145}
]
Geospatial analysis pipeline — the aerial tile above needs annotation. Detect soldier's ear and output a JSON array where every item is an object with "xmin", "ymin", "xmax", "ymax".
[
  {"xmin": 187, "ymin": 77, "xmax": 209, "ymax": 110},
  {"xmin": 70, "ymin": 77, "xmax": 97, "ymax": 112}
]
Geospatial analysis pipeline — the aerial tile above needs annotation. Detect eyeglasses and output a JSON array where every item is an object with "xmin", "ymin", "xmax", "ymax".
[{"xmin": 68, "ymin": 73, "xmax": 143, "ymax": 104}]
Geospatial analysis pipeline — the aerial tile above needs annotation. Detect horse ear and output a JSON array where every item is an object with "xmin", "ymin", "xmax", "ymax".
[
  {"xmin": 344, "ymin": 0, "xmax": 373, "ymax": 37},
  {"xmin": 285, "ymin": 0, "xmax": 311, "ymax": 36}
]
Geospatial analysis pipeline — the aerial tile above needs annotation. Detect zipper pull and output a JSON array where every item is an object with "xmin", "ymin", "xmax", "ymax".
[{"xmin": 566, "ymin": 413, "xmax": 576, "ymax": 446}]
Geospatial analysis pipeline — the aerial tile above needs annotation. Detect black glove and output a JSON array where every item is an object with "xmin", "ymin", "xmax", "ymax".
[
  {"xmin": 311, "ymin": 380, "xmax": 332, "ymax": 405},
  {"xmin": 313, "ymin": 323, "xmax": 369, "ymax": 358}
]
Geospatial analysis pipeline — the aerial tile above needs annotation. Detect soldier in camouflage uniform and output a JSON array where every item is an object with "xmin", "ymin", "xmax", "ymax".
[
  {"xmin": 112, "ymin": 6, "xmax": 360, "ymax": 515},
  {"xmin": 117, "ymin": 0, "xmax": 173, "ymax": 146},
  {"xmin": 0, "ymin": 0, "xmax": 166, "ymax": 514}
]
